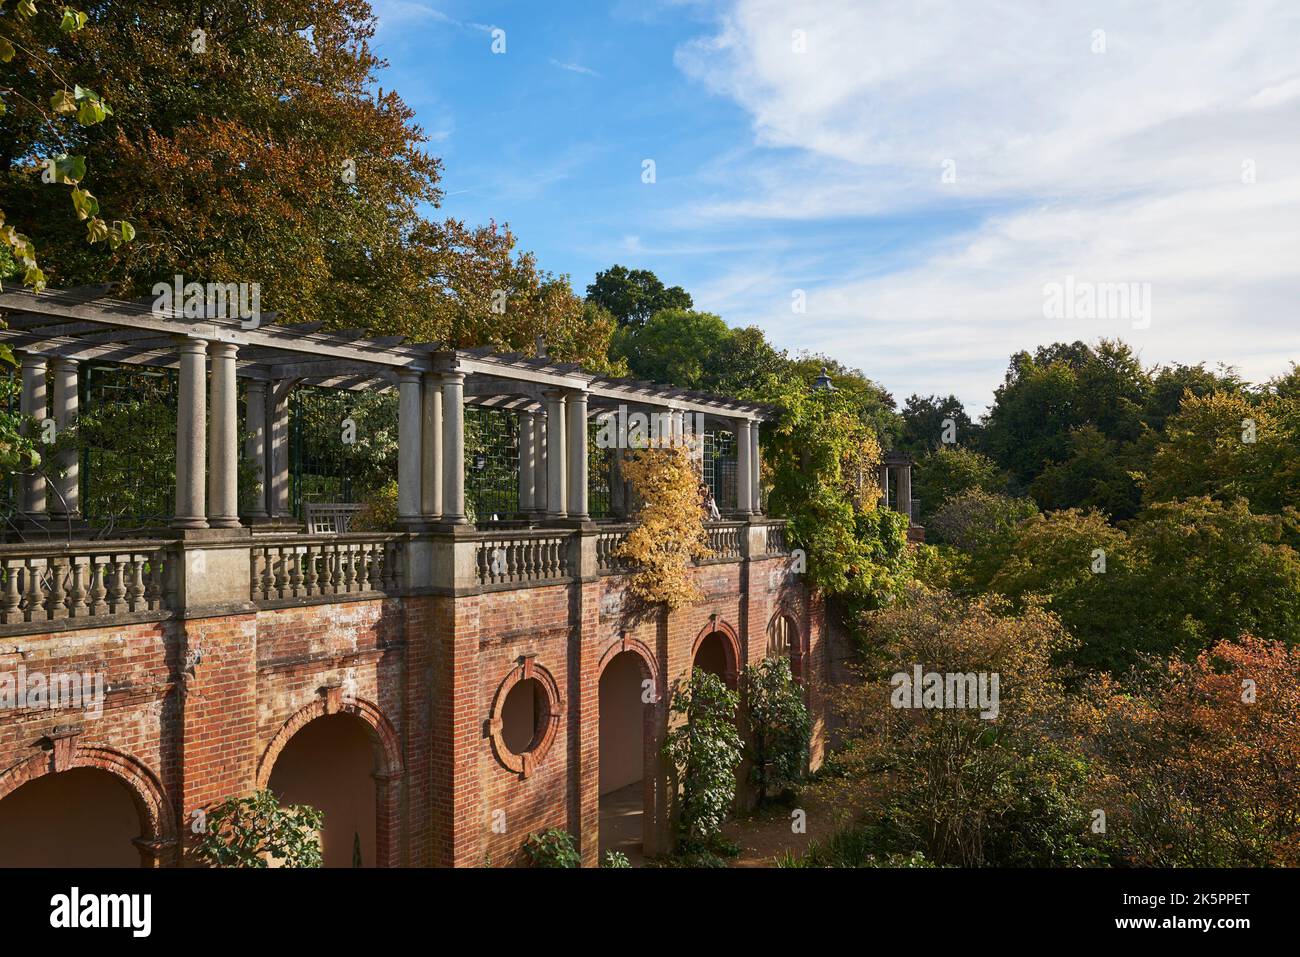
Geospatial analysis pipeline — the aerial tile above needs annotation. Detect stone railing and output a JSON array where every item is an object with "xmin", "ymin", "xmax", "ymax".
[
  {"xmin": 0, "ymin": 540, "xmax": 178, "ymax": 632},
  {"xmin": 758, "ymin": 519, "xmax": 788, "ymax": 556},
  {"xmin": 476, "ymin": 530, "xmax": 571, "ymax": 588},
  {"xmin": 250, "ymin": 534, "xmax": 403, "ymax": 605},
  {"xmin": 703, "ymin": 521, "xmax": 745, "ymax": 562},
  {"xmin": 595, "ymin": 524, "xmax": 634, "ymax": 575}
]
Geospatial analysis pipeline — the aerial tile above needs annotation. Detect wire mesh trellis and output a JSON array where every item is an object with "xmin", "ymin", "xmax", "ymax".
[
  {"xmin": 703, "ymin": 429, "xmax": 737, "ymax": 512},
  {"xmin": 465, "ymin": 406, "xmax": 518, "ymax": 521},
  {"xmin": 587, "ymin": 418, "xmax": 612, "ymax": 519},
  {"xmin": 289, "ymin": 386, "xmax": 398, "ymax": 520},
  {"xmin": 80, "ymin": 364, "xmax": 178, "ymax": 527}
]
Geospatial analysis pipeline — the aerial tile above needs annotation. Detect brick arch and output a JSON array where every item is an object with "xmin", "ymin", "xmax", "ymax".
[
  {"xmin": 256, "ymin": 692, "xmax": 403, "ymax": 789},
  {"xmin": 256, "ymin": 691, "xmax": 404, "ymax": 867},
  {"xmin": 0, "ymin": 735, "xmax": 176, "ymax": 867},
  {"xmin": 599, "ymin": 632, "xmax": 659, "ymax": 688},
  {"xmin": 692, "ymin": 617, "xmax": 742, "ymax": 688},
  {"xmin": 766, "ymin": 605, "xmax": 807, "ymax": 683}
]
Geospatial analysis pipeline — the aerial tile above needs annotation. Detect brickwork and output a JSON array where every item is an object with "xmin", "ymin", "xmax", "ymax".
[{"xmin": 0, "ymin": 554, "xmax": 820, "ymax": 867}]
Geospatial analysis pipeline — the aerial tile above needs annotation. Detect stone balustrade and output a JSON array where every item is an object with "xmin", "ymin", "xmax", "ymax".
[
  {"xmin": 250, "ymin": 534, "xmax": 403, "ymax": 605},
  {"xmin": 0, "ymin": 540, "xmax": 178, "ymax": 629},
  {"xmin": 0, "ymin": 519, "xmax": 791, "ymax": 634}
]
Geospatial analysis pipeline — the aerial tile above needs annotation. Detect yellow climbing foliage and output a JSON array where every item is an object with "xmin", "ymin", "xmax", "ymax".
[{"xmin": 616, "ymin": 440, "xmax": 712, "ymax": 609}]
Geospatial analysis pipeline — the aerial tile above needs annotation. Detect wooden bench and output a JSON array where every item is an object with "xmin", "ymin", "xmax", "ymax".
[{"xmin": 304, "ymin": 502, "xmax": 363, "ymax": 534}]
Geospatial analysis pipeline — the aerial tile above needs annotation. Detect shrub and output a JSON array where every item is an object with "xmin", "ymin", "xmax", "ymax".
[
  {"xmin": 743, "ymin": 656, "xmax": 811, "ymax": 802},
  {"xmin": 192, "ymin": 789, "xmax": 323, "ymax": 868},
  {"xmin": 662, "ymin": 669, "xmax": 743, "ymax": 846},
  {"xmin": 601, "ymin": 850, "xmax": 631, "ymax": 868},
  {"xmin": 523, "ymin": 827, "xmax": 580, "ymax": 868}
]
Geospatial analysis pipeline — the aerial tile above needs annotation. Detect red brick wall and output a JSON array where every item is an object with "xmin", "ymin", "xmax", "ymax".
[{"xmin": 0, "ymin": 555, "xmax": 822, "ymax": 868}]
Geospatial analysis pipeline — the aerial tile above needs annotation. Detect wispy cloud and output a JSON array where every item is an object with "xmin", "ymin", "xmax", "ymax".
[
  {"xmin": 549, "ymin": 58, "xmax": 600, "ymax": 77},
  {"xmin": 672, "ymin": 0, "xmax": 1300, "ymax": 408}
]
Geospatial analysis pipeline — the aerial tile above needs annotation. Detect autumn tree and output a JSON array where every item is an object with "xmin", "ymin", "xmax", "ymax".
[
  {"xmin": 1091, "ymin": 636, "xmax": 1300, "ymax": 866},
  {"xmin": 615, "ymin": 441, "xmax": 711, "ymax": 610}
]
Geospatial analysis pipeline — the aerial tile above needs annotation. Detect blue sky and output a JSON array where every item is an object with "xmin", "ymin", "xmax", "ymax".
[{"xmin": 370, "ymin": 1, "xmax": 1300, "ymax": 413}]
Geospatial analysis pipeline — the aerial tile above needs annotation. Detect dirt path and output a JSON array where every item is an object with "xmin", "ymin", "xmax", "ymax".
[{"xmin": 724, "ymin": 785, "xmax": 864, "ymax": 867}]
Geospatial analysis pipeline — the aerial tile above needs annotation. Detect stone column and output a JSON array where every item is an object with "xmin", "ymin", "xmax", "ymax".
[
  {"xmin": 898, "ymin": 460, "xmax": 913, "ymax": 522},
  {"xmin": 50, "ymin": 358, "xmax": 80, "ymax": 519},
  {"xmin": 421, "ymin": 373, "xmax": 443, "ymax": 522},
  {"xmin": 173, "ymin": 338, "xmax": 208, "ymax": 528},
  {"xmin": 242, "ymin": 380, "xmax": 269, "ymax": 522},
  {"xmin": 268, "ymin": 383, "xmax": 291, "ymax": 521},
  {"xmin": 544, "ymin": 390, "xmax": 567, "ymax": 519},
  {"xmin": 670, "ymin": 408, "xmax": 684, "ymax": 447},
  {"xmin": 441, "ymin": 372, "xmax": 466, "ymax": 524},
  {"xmin": 566, "ymin": 389, "xmax": 589, "ymax": 521},
  {"xmin": 518, "ymin": 411, "xmax": 537, "ymax": 514},
  {"xmin": 610, "ymin": 447, "xmax": 626, "ymax": 517},
  {"xmin": 18, "ymin": 354, "xmax": 47, "ymax": 516},
  {"xmin": 750, "ymin": 420, "xmax": 762, "ymax": 516},
  {"xmin": 536, "ymin": 414, "xmax": 549, "ymax": 515},
  {"xmin": 397, "ymin": 369, "xmax": 423, "ymax": 527},
  {"xmin": 878, "ymin": 465, "xmax": 890, "ymax": 510},
  {"xmin": 207, "ymin": 342, "xmax": 240, "ymax": 528},
  {"xmin": 735, "ymin": 418, "xmax": 753, "ymax": 515}
]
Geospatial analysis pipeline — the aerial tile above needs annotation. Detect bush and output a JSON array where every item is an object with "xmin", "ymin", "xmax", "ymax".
[
  {"xmin": 743, "ymin": 656, "xmax": 811, "ymax": 802},
  {"xmin": 192, "ymin": 789, "xmax": 323, "ymax": 868},
  {"xmin": 601, "ymin": 850, "xmax": 631, "ymax": 868},
  {"xmin": 662, "ymin": 669, "xmax": 743, "ymax": 846},
  {"xmin": 523, "ymin": 827, "xmax": 581, "ymax": 868}
]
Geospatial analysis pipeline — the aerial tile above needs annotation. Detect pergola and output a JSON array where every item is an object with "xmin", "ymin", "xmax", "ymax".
[{"xmin": 0, "ymin": 285, "xmax": 775, "ymax": 536}]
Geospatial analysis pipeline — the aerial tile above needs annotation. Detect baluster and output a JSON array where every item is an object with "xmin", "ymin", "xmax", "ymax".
[
  {"xmin": 286, "ymin": 546, "xmax": 300, "ymax": 598},
  {"xmin": 271, "ymin": 546, "xmax": 286, "ymax": 599},
  {"xmin": 45, "ymin": 557, "xmax": 69, "ymax": 619},
  {"xmin": 340, "ymin": 544, "xmax": 354, "ymax": 592},
  {"xmin": 2, "ymin": 560, "xmax": 21, "ymax": 624},
  {"xmin": 385, "ymin": 541, "xmax": 400, "ymax": 591},
  {"xmin": 301, "ymin": 544, "xmax": 317, "ymax": 597},
  {"xmin": 22, "ymin": 559, "xmax": 42, "ymax": 621},
  {"xmin": 256, "ymin": 548, "xmax": 271, "ymax": 601},
  {"xmin": 66, "ymin": 559, "xmax": 87, "ymax": 617},
  {"xmin": 126, "ymin": 555, "xmax": 146, "ymax": 611},
  {"xmin": 104, "ymin": 556, "xmax": 125, "ymax": 613},
  {"xmin": 144, "ymin": 554, "xmax": 163, "ymax": 610}
]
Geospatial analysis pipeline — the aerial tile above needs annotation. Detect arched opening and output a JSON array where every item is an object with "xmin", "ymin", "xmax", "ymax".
[
  {"xmin": 767, "ymin": 613, "xmax": 804, "ymax": 683},
  {"xmin": 266, "ymin": 713, "xmax": 378, "ymax": 868},
  {"xmin": 599, "ymin": 650, "xmax": 650, "ymax": 865},
  {"xmin": 693, "ymin": 630, "xmax": 738, "ymax": 689},
  {"xmin": 0, "ymin": 766, "xmax": 142, "ymax": 867}
]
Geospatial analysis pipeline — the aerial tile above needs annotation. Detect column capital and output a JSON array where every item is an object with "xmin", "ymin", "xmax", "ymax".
[
  {"xmin": 244, "ymin": 378, "xmax": 267, "ymax": 396},
  {"xmin": 49, "ymin": 355, "xmax": 79, "ymax": 372},
  {"xmin": 172, "ymin": 335, "xmax": 209, "ymax": 355},
  {"xmin": 399, "ymin": 366, "xmax": 425, "ymax": 383},
  {"xmin": 208, "ymin": 339, "xmax": 239, "ymax": 360}
]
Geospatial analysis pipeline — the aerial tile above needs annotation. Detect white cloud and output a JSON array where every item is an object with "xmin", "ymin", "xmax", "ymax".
[
  {"xmin": 549, "ymin": 59, "xmax": 600, "ymax": 77},
  {"xmin": 673, "ymin": 0, "xmax": 1300, "ymax": 409}
]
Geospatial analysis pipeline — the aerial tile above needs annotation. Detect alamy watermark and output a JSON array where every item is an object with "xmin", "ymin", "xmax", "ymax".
[
  {"xmin": 1042, "ymin": 276, "xmax": 1151, "ymax": 330},
  {"xmin": 890, "ymin": 665, "xmax": 1000, "ymax": 719},
  {"xmin": 0, "ymin": 665, "xmax": 105, "ymax": 718},
  {"xmin": 593, "ymin": 405, "xmax": 706, "ymax": 450},
  {"xmin": 152, "ymin": 274, "xmax": 261, "ymax": 328}
]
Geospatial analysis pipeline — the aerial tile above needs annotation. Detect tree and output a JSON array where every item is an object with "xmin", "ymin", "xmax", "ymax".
[
  {"xmin": 898, "ymin": 394, "xmax": 978, "ymax": 452},
  {"xmin": 912, "ymin": 446, "xmax": 1003, "ymax": 521},
  {"xmin": 832, "ymin": 588, "xmax": 1102, "ymax": 867},
  {"xmin": 743, "ymin": 656, "xmax": 810, "ymax": 803},
  {"xmin": 1, "ymin": 0, "xmax": 134, "ymax": 290},
  {"xmin": 662, "ymin": 669, "xmax": 743, "ymax": 848},
  {"xmin": 610, "ymin": 308, "xmax": 787, "ymax": 397},
  {"xmin": 1030, "ymin": 425, "xmax": 1143, "ymax": 519},
  {"xmin": 615, "ymin": 442, "xmax": 712, "ymax": 610},
  {"xmin": 1, "ymin": 2, "xmax": 617, "ymax": 370},
  {"xmin": 1092, "ymin": 636, "xmax": 1300, "ymax": 866},
  {"xmin": 925, "ymin": 489, "xmax": 1038, "ymax": 590},
  {"xmin": 192, "ymin": 789, "xmax": 324, "ymax": 868},
  {"xmin": 763, "ymin": 378, "xmax": 912, "ymax": 612},
  {"xmin": 585, "ymin": 264, "xmax": 692, "ymax": 328}
]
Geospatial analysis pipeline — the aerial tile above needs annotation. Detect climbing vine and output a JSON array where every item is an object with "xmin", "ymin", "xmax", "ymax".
[
  {"xmin": 743, "ymin": 656, "xmax": 811, "ymax": 802},
  {"xmin": 615, "ymin": 441, "xmax": 711, "ymax": 609}
]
